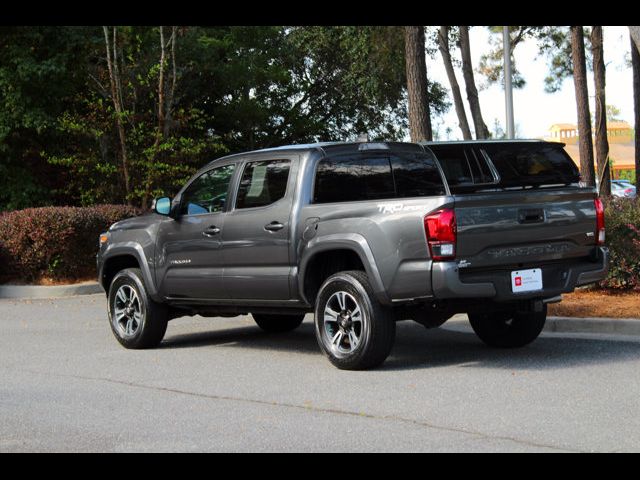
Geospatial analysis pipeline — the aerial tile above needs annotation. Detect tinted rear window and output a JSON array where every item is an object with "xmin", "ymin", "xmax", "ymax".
[
  {"xmin": 313, "ymin": 152, "xmax": 445, "ymax": 203},
  {"xmin": 482, "ymin": 143, "xmax": 580, "ymax": 187},
  {"xmin": 314, "ymin": 155, "xmax": 395, "ymax": 203},
  {"xmin": 390, "ymin": 153, "xmax": 447, "ymax": 198},
  {"xmin": 429, "ymin": 143, "xmax": 581, "ymax": 191}
]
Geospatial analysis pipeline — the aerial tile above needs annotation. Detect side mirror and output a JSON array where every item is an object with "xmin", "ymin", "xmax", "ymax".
[{"xmin": 153, "ymin": 197, "xmax": 172, "ymax": 216}]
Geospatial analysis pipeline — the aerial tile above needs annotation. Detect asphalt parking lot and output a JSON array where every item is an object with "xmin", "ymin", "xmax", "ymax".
[{"xmin": 1, "ymin": 294, "xmax": 640, "ymax": 452}]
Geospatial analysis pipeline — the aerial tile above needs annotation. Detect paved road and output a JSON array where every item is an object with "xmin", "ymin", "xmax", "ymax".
[{"xmin": 1, "ymin": 294, "xmax": 639, "ymax": 452}]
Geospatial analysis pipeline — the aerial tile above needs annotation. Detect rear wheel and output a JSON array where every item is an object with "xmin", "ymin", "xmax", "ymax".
[
  {"xmin": 468, "ymin": 305, "xmax": 547, "ymax": 348},
  {"xmin": 314, "ymin": 270, "xmax": 395, "ymax": 370},
  {"xmin": 108, "ymin": 268, "xmax": 168, "ymax": 349},
  {"xmin": 252, "ymin": 313, "xmax": 305, "ymax": 333}
]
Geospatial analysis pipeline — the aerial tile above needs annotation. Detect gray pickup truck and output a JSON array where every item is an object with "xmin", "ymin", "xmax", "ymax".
[{"xmin": 97, "ymin": 140, "xmax": 608, "ymax": 370}]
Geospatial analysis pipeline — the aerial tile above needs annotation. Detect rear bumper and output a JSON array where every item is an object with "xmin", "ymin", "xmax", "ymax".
[{"xmin": 432, "ymin": 247, "xmax": 609, "ymax": 302}]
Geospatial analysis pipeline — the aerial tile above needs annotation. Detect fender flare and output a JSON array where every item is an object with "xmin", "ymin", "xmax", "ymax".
[
  {"xmin": 99, "ymin": 242, "xmax": 161, "ymax": 302},
  {"xmin": 298, "ymin": 233, "xmax": 390, "ymax": 306}
]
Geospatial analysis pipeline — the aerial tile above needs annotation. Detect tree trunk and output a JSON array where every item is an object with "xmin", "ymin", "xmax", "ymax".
[
  {"xmin": 458, "ymin": 26, "xmax": 490, "ymax": 139},
  {"xmin": 404, "ymin": 26, "xmax": 432, "ymax": 142},
  {"xmin": 157, "ymin": 26, "xmax": 166, "ymax": 142},
  {"xmin": 165, "ymin": 26, "xmax": 177, "ymax": 138},
  {"xmin": 632, "ymin": 33, "xmax": 640, "ymax": 184},
  {"xmin": 142, "ymin": 26, "xmax": 168, "ymax": 209},
  {"xmin": 570, "ymin": 26, "xmax": 595, "ymax": 187},
  {"xmin": 438, "ymin": 26, "xmax": 472, "ymax": 140},
  {"xmin": 103, "ymin": 26, "xmax": 132, "ymax": 205},
  {"xmin": 630, "ymin": 26, "xmax": 640, "ymax": 53},
  {"xmin": 591, "ymin": 26, "xmax": 610, "ymax": 196},
  {"xmin": 142, "ymin": 27, "xmax": 179, "ymax": 209}
]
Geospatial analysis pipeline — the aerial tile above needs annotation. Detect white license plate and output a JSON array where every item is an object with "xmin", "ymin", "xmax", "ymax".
[{"xmin": 511, "ymin": 268, "xmax": 543, "ymax": 293}]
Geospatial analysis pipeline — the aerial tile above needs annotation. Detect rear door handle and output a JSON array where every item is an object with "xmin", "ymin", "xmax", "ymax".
[
  {"xmin": 202, "ymin": 225, "xmax": 221, "ymax": 237},
  {"xmin": 264, "ymin": 221, "xmax": 284, "ymax": 232}
]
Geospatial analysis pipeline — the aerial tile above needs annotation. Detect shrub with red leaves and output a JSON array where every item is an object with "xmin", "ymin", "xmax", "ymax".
[
  {"xmin": 598, "ymin": 197, "xmax": 640, "ymax": 291},
  {"xmin": 0, "ymin": 205, "xmax": 141, "ymax": 283}
]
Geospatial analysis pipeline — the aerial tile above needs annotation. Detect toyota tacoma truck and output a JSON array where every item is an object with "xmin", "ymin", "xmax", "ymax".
[{"xmin": 97, "ymin": 140, "xmax": 609, "ymax": 370}]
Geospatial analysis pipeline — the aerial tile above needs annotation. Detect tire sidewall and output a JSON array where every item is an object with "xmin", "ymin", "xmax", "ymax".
[
  {"xmin": 314, "ymin": 273, "xmax": 374, "ymax": 364},
  {"xmin": 108, "ymin": 269, "xmax": 149, "ymax": 348}
]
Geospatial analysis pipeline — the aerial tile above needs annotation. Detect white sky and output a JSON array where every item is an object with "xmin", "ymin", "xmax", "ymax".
[{"xmin": 423, "ymin": 26, "xmax": 634, "ymax": 140}]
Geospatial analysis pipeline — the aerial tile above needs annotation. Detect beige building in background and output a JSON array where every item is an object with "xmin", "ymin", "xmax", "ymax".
[{"xmin": 544, "ymin": 122, "xmax": 635, "ymax": 177}]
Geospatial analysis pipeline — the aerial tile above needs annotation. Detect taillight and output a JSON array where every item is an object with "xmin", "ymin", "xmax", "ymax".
[
  {"xmin": 424, "ymin": 209, "xmax": 457, "ymax": 261},
  {"xmin": 594, "ymin": 198, "xmax": 605, "ymax": 245}
]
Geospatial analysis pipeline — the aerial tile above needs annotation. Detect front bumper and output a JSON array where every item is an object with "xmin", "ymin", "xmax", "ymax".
[{"xmin": 432, "ymin": 247, "xmax": 609, "ymax": 302}]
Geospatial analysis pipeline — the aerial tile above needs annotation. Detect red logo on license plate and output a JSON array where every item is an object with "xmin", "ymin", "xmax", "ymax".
[{"xmin": 515, "ymin": 277, "xmax": 522, "ymax": 286}]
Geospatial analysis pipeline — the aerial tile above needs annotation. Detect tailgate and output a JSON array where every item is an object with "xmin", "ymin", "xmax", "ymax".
[{"xmin": 454, "ymin": 188, "xmax": 597, "ymax": 269}]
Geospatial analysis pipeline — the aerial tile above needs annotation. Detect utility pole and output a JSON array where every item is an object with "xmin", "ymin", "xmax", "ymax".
[{"xmin": 503, "ymin": 26, "xmax": 515, "ymax": 139}]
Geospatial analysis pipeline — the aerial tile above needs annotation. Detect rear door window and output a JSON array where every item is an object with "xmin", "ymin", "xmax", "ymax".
[{"xmin": 235, "ymin": 159, "xmax": 291, "ymax": 209}]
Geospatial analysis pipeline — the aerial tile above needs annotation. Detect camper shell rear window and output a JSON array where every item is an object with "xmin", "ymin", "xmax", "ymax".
[{"xmin": 428, "ymin": 142, "xmax": 581, "ymax": 192}]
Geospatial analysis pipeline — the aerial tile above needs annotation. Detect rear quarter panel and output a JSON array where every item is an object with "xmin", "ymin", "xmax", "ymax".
[{"xmin": 298, "ymin": 197, "xmax": 450, "ymax": 302}]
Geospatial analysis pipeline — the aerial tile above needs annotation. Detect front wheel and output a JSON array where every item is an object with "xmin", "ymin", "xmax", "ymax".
[
  {"xmin": 108, "ymin": 268, "xmax": 168, "ymax": 349},
  {"xmin": 314, "ymin": 270, "xmax": 395, "ymax": 370},
  {"xmin": 468, "ymin": 305, "xmax": 547, "ymax": 348}
]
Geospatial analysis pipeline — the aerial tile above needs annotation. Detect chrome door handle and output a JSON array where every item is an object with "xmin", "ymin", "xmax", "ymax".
[
  {"xmin": 264, "ymin": 221, "xmax": 284, "ymax": 232},
  {"xmin": 203, "ymin": 226, "xmax": 221, "ymax": 237}
]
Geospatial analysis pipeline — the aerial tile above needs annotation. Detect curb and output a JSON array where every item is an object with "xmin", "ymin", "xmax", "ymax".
[
  {"xmin": 446, "ymin": 314, "xmax": 640, "ymax": 337},
  {"xmin": 546, "ymin": 316, "xmax": 640, "ymax": 336},
  {"xmin": 0, "ymin": 282, "xmax": 104, "ymax": 299}
]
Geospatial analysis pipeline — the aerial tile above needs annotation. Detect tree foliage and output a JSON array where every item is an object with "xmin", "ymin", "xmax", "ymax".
[
  {"xmin": 0, "ymin": 27, "xmax": 89, "ymax": 209},
  {"xmin": 535, "ymin": 26, "xmax": 594, "ymax": 93},
  {"xmin": 478, "ymin": 26, "xmax": 539, "ymax": 90},
  {"xmin": 0, "ymin": 26, "xmax": 450, "ymax": 210}
]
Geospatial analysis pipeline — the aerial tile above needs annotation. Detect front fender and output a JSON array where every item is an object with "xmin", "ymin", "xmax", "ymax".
[
  {"xmin": 298, "ymin": 233, "xmax": 391, "ymax": 305},
  {"xmin": 98, "ymin": 242, "xmax": 161, "ymax": 302}
]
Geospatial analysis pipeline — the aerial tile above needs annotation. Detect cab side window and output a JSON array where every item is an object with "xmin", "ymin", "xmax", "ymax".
[
  {"xmin": 313, "ymin": 154, "xmax": 395, "ymax": 203},
  {"xmin": 313, "ymin": 152, "xmax": 444, "ymax": 203},
  {"xmin": 391, "ymin": 152, "xmax": 446, "ymax": 197},
  {"xmin": 180, "ymin": 164, "xmax": 235, "ymax": 215},
  {"xmin": 235, "ymin": 159, "xmax": 291, "ymax": 209}
]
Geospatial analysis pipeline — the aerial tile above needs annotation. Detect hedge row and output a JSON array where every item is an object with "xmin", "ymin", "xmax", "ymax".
[{"xmin": 0, "ymin": 205, "xmax": 141, "ymax": 283}]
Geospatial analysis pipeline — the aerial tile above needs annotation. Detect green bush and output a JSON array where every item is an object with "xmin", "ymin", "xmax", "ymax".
[
  {"xmin": 0, "ymin": 205, "xmax": 141, "ymax": 283},
  {"xmin": 599, "ymin": 197, "xmax": 640, "ymax": 291}
]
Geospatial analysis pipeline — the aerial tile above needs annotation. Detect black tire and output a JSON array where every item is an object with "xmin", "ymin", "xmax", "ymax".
[
  {"xmin": 314, "ymin": 270, "xmax": 395, "ymax": 370},
  {"xmin": 108, "ymin": 268, "xmax": 168, "ymax": 349},
  {"xmin": 252, "ymin": 313, "xmax": 305, "ymax": 333},
  {"xmin": 468, "ymin": 305, "xmax": 547, "ymax": 348}
]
